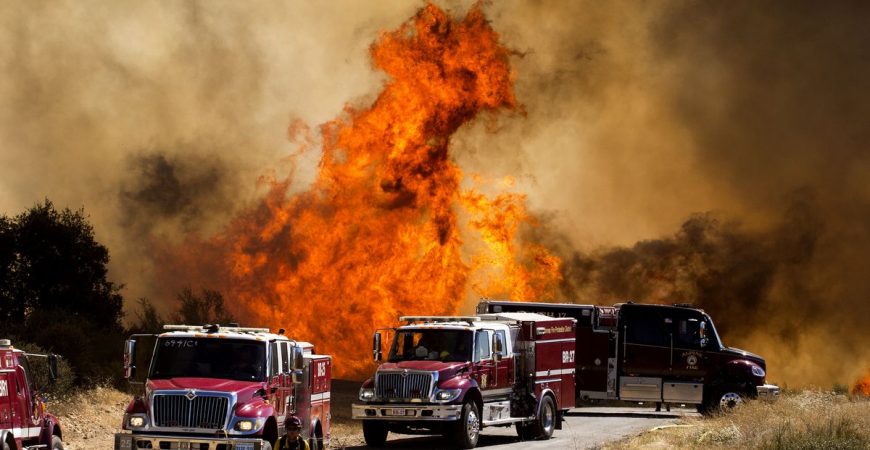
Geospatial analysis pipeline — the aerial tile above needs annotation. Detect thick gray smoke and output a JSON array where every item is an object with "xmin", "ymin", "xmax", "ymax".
[{"xmin": 1, "ymin": 1, "xmax": 867, "ymax": 386}]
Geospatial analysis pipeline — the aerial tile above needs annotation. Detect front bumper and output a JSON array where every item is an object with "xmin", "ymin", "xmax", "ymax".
[
  {"xmin": 352, "ymin": 403, "xmax": 462, "ymax": 422},
  {"xmin": 756, "ymin": 384, "xmax": 781, "ymax": 399},
  {"xmin": 115, "ymin": 433, "xmax": 266, "ymax": 450}
]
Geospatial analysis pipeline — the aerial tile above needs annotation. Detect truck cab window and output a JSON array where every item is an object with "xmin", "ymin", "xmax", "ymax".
[
  {"xmin": 494, "ymin": 330, "xmax": 508, "ymax": 357},
  {"xmin": 270, "ymin": 342, "xmax": 280, "ymax": 376},
  {"xmin": 625, "ymin": 310, "xmax": 670, "ymax": 347},
  {"xmin": 475, "ymin": 330, "xmax": 492, "ymax": 361},
  {"xmin": 281, "ymin": 342, "xmax": 290, "ymax": 373},
  {"xmin": 676, "ymin": 318, "xmax": 703, "ymax": 349}
]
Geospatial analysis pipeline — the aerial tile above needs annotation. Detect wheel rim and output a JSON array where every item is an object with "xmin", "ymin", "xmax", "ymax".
[
  {"xmin": 542, "ymin": 402, "xmax": 555, "ymax": 433},
  {"xmin": 466, "ymin": 408, "xmax": 480, "ymax": 443},
  {"xmin": 719, "ymin": 392, "xmax": 743, "ymax": 410}
]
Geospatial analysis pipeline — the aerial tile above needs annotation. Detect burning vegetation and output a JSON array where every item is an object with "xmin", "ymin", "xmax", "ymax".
[
  {"xmin": 154, "ymin": 4, "xmax": 559, "ymax": 379},
  {"xmin": 853, "ymin": 372, "xmax": 870, "ymax": 398}
]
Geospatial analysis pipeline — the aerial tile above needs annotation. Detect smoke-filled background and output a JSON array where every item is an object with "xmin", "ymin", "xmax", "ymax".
[{"xmin": 1, "ymin": 0, "xmax": 868, "ymax": 386}]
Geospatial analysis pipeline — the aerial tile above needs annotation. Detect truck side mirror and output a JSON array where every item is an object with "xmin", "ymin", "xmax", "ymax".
[
  {"xmin": 123, "ymin": 339, "xmax": 137, "ymax": 380},
  {"xmin": 48, "ymin": 355, "xmax": 58, "ymax": 384},
  {"xmin": 373, "ymin": 332, "xmax": 383, "ymax": 362},
  {"xmin": 492, "ymin": 334, "xmax": 503, "ymax": 362}
]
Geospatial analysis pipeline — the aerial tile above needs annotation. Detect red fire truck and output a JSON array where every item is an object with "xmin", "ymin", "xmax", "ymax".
[
  {"xmin": 477, "ymin": 300, "xmax": 780, "ymax": 413},
  {"xmin": 0, "ymin": 339, "xmax": 64, "ymax": 450},
  {"xmin": 114, "ymin": 324, "xmax": 331, "ymax": 450},
  {"xmin": 352, "ymin": 313, "xmax": 577, "ymax": 449}
]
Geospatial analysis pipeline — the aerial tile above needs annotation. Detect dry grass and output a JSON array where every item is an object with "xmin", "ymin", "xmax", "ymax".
[
  {"xmin": 604, "ymin": 391, "xmax": 870, "ymax": 450},
  {"xmin": 50, "ymin": 386, "xmax": 129, "ymax": 450}
]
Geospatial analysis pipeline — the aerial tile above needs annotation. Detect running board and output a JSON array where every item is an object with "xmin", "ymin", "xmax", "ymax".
[{"xmin": 482, "ymin": 416, "xmax": 534, "ymax": 427}]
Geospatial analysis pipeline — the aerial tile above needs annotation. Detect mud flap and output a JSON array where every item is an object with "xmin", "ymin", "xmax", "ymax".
[{"xmin": 555, "ymin": 410, "xmax": 563, "ymax": 430}]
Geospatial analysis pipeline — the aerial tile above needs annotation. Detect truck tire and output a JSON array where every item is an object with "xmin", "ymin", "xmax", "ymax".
[
  {"xmin": 714, "ymin": 387, "xmax": 745, "ymax": 412},
  {"xmin": 452, "ymin": 401, "xmax": 481, "ymax": 449},
  {"xmin": 51, "ymin": 436, "xmax": 64, "ymax": 450},
  {"xmin": 2, "ymin": 440, "xmax": 10, "ymax": 450},
  {"xmin": 699, "ymin": 385, "xmax": 745, "ymax": 415},
  {"xmin": 362, "ymin": 420, "xmax": 388, "ymax": 447},
  {"xmin": 531, "ymin": 396, "xmax": 556, "ymax": 440}
]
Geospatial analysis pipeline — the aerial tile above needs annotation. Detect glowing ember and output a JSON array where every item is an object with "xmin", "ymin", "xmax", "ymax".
[
  {"xmin": 853, "ymin": 371, "xmax": 870, "ymax": 397},
  {"xmin": 155, "ymin": 3, "xmax": 560, "ymax": 379}
]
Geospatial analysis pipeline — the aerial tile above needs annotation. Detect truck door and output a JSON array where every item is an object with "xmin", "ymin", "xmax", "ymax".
[
  {"xmin": 670, "ymin": 311, "xmax": 708, "ymax": 380},
  {"xmin": 493, "ymin": 329, "xmax": 513, "ymax": 390},
  {"xmin": 268, "ymin": 342, "xmax": 286, "ymax": 417},
  {"xmin": 473, "ymin": 330, "xmax": 495, "ymax": 393}
]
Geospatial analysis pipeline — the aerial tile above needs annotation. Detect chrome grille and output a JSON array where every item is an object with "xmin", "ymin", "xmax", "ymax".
[
  {"xmin": 152, "ymin": 394, "xmax": 229, "ymax": 429},
  {"xmin": 376, "ymin": 372, "xmax": 433, "ymax": 400}
]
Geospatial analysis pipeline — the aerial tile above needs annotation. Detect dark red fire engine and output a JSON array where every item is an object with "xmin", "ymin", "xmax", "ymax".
[
  {"xmin": 353, "ymin": 313, "xmax": 576, "ymax": 449},
  {"xmin": 0, "ymin": 339, "xmax": 64, "ymax": 450},
  {"xmin": 477, "ymin": 300, "xmax": 780, "ymax": 413}
]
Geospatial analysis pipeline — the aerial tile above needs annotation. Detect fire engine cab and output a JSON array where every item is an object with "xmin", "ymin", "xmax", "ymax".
[
  {"xmin": 352, "ymin": 313, "xmax": 576, "ymax": 449},
  {"xmin": 0, "ymin": 339, "xmax": 63, "ymax": 450},
  {"xmin": 115, "ymin": 324, "xmax": 331, "ymax": 450}
]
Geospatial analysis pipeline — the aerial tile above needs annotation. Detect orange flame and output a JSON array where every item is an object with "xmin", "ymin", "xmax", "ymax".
[
  {"xmin": 155, "ymin": 3, "xmax": 560, "ymax": 379},
  {"xmin": 853, "ymin": 371, "xmax": 870, "ymax": 397}
]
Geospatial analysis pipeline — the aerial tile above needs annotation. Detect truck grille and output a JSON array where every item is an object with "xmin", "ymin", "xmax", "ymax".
[
  {"xmin": 376, "ymin": 372, "xmax": 433, "ymax": 400},
  {"xmin": 152, "ymin": 394, "xmax": 229, "ymax": 429}
]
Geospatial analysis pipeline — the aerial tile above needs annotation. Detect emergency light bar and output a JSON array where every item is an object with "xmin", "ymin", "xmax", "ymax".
[
  {"xmin": 163, "ymin": 324, "xmax": 272, "ymax": 333},
  {"xmin": 400, "ymin": 316, "xmax": 480, "ymax": 326}
]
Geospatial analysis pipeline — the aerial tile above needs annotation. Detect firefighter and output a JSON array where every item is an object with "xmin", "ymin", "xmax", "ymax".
[{"xmin": 275, "ymin": 416, "xmax": 309, "ymax": 450}]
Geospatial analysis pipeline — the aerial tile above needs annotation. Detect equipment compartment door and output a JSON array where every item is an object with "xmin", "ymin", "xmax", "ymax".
[{"xmin": 0, "ymin": 373, "xmax": 12, "ymax": 430}]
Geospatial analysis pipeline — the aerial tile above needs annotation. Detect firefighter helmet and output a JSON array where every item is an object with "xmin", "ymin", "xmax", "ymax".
[{"xmin": 285, "ymin": 415, "xmax": 302, "ymax": 431}]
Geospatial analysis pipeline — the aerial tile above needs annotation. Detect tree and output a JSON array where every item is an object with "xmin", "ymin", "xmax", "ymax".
[{"xmin": 0, "ymin": 199, "xmax": 125, "ymax": 384}]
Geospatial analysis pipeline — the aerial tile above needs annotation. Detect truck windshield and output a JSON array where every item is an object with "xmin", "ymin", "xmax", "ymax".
[
  {"xmin": 149, "ymin": 338, "xmax": 266, "ymax": 382},
  {"xmin": 389, "ymin": 329, "xmax": 472, "ymax": 363}
]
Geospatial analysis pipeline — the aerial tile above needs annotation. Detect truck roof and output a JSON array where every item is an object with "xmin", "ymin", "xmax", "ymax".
[{"xmin": 157, "ymin": 325, "xmax": 313, "ymax": 347}]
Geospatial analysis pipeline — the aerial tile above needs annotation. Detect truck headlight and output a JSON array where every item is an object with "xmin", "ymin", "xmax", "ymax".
[
  {"xmin": 751, "ymin": 365, "xmax": 766, "ymax": 378},
  {"xmin": 359, "ymin": 388, "xmax": 375, "ymax": 401},
  {"xmin": 435, "ymin": 389, "xmax": 461, "ymax": 402},
  {"xmin": 235, "ymin": 419, "xmax": 254, "ymax": 432},
  {"xmin": 127, "ymin": 415, "xmax": 146, "ymax": 428}
]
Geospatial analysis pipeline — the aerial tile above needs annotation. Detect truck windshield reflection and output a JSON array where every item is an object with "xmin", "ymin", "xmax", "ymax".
[
  {"xmin": 149, "ymin": 338, "xmax": 266, "ymax": 381},
  {"xmin": 388, "ymin": 330, "xmax": 473, "ymax": 363}
]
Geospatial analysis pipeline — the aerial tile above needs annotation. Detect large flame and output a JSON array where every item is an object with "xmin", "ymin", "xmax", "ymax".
[
  {"xmin": 155, "ymin": 3, "xmax": 560, "ymax": 379},
  {"xmin": 853, "ymin": 371, "xmax": 870, "ymax": 397}
]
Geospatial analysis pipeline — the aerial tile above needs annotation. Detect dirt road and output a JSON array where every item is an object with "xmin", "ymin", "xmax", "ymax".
[{"xmin": 341, "ymin": 407, "xmax": 695, "ymax": 450}]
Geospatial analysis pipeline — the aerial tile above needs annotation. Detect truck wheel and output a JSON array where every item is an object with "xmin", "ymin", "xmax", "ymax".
[
  {"xmin": 51, "ymin": 436, "xmax": 64, "ymax": 450},
  {"xmin": 2, "ymin": 440, "xmax": 10, "ymax": 450},
  {"xmin": 531, "ymin": 396, "xmax": 556, "ymax": 440},
  {"xmin": 362, "ymin": 420, "xmax": 388, "ymax": 447},
  {"xmin": 452, "ymin": 401, "xmax": 480, "ymax": 449},
  {"xmin": 715, "ymin": 388, "xmax": 744, "ymax": 412}
]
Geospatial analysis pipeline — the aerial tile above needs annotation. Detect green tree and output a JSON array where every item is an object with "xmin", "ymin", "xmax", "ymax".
[{"xmin": 0, "ymin": 199, "xmax": 125, "ymax": 384}]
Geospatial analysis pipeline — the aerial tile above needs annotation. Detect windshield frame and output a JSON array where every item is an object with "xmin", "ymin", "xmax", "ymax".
[
  {"xmin": 388, "ymin": 328, "xmax": 473, "ymax": 363},
  {"xmin": 148, "ymin": 337, "xmax": 268, "ymax": 382}
]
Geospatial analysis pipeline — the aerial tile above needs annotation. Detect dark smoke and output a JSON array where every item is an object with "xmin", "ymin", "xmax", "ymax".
[{"xmin": 120, "ymin": 151, "xmax": 239, "ymax": 238}]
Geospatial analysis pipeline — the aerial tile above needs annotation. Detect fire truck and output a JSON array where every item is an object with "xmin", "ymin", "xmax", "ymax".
[
  {"xmin": 114, "ymin": 324, "xmax": 332, "ymax": 450},
  {"xmin": 0, "ymin": 339, "xmax": 64, "ymax": 450},
  {"xmin": 477, "ymin": 300, "xmax": 780, "ymax": 413},
  {"xmin": 352, "ymin": 313, "xmax": 577, "ymax": 449}
]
